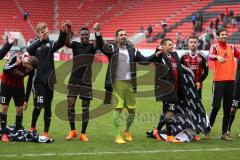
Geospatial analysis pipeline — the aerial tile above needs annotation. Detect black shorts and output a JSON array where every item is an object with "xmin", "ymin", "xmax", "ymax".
[
  {"xmin": 32, "ymin": 82, "xmax": 54, "ymax": 106},
  {"xmin": 212, "ymin": 81, "xmax": 234, "ymax": 108},
  {"xmin": 67, "ymin": 84, "xmax": 92, "ymax": 100},
  {"xmin": 0, "ymin": 83, "xmax": 24, "ymax": 106}
]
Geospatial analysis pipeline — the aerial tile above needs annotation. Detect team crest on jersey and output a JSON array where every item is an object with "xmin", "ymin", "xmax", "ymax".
[
  {"xmin": 223, "ymin": 52, "xmax": 228, "ymax": 58},
  {"xmin": 197, "ymin": 57, "xmax": 202, "ymax": 62}
]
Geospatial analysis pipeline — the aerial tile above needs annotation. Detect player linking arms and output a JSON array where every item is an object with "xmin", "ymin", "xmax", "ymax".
[{"xmin": 26, "ymin": 21, "xmax": 70, "ymax": 138}]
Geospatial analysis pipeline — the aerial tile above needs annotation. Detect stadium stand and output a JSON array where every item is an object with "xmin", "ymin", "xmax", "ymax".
[
  {"xmin": 0, "ymin": 0, "xmax": 34, "ymax": 44},
  {"xmin": 0, "ymin": 0, "xmax": 239, "ymax": 49},
  {"xmin": 99, "ymin": 0, "xmax": 198, "ymax": 38},
  {"xmin": 18, "ymin": 0, "xmax": 55, "ymax": 32},
  {"xmin": 137, "ymin": 0, "xmax": 240, "ymax": 49},
  {"xmin": 136, "ymin": 0, "xmax": 212, "ymax": 48}
]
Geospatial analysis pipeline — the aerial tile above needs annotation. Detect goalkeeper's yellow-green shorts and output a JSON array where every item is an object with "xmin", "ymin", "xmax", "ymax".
[{"xmin": 112, "ymin": 80, "xmax": 136, "ymax": 109}]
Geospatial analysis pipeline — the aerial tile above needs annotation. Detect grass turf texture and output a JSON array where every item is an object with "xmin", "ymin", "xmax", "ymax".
[{"xmin": 0, "ymin": 60, "xmax": 240, "ymax": 160}]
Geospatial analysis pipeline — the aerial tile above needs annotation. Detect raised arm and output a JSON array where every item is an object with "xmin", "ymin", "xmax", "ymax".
[
  {"xmin": 0, "ymin": 36, "xmax": 15, "ymax": 60},
  {"xmin": 0, "ymin": 42, "xmax": 12, "ymax": 60},
  {"xmin": 64, "ymin": 29, "xmax": 73, "ymax": 48},
  {"xmin": 135, "ymin": 49, "xmax": 156, "ymax": 65},
  {"xmin": 137, "ymin": 46, "xmax": 163, "ymax": 64},
  {"xmin": 51, "ymin": 30, "xmax": 67, "ymax": 52},
  {"xmin": 93, "ymin": 23, "xmax": 114, "ymax": 55},
  {"xmin": 52, "ymin": 21, "xmax": 71, "ymax": 52}
]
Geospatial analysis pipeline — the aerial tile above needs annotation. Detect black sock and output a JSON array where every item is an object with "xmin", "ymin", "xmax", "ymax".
[
  {"xmin": 68, "ymin": 97, "xmax": 76, "ymax": 131},
  {"xmin": 31, "ymin": 107, "xmax": 41, "ymax": 128},
  {"xmin": 81, "ymin": 107, "xmax": 89, "ymax": 134},
  {"xmin": 157, "ymin": 115, "xmax": 165, "ymax": 131},
  {"xmin": 228, "ymin": 111, "xmax": 236, "ymax": 132},
  {"xmin": 68, "ymin": 107, "xmax": 75, "ymax": 130},
  {"xmin": 15, "ymin": 114, "xmax": 23, "ymax": 131},
  {"xmin": 81, "ymin": 100, "xmax": 90, "ymax": 134},
  {"xmin": 44, "ymin": 106, "xmax": 52, "ymax": 133},
  {"xmin": 0, "ymin": 112, "xmax": 7, "ymax": 134},
  {"xmin": 166, "ymin": 118, "xmax": 174, "ymax": 136}
]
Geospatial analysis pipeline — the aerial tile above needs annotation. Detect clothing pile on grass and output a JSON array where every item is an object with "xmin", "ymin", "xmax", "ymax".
[{"xmin": 0, "ymin": 124, "xmax": 54, "ymax": 143}]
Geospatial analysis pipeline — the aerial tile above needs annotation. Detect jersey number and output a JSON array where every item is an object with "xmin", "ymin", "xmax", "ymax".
[
  {"xmin": 0, "ymin": 97, "xmax": 6, "ymax": 103},
  {"xmin": 37, "ymin": 96, "xmax": 44, "ymax": 103}
]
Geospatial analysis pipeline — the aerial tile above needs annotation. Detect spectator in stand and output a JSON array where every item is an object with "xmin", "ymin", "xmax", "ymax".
[
  {"xmin": 161, "ymin": 20, "xmax": 168, "ymax": 33},
  {"xmin": 198, "ymin": 38, "xmax": 204, "ymax": 50},
  {"xmin": 23, "ymin": 10, "xmax": 29, "ymax": 21},
  {"xmin": 220, "ymin": 13, "xmax": 224, "ymax": 21},
  {"xmin": 224, "ymin": 7, "xmax": 229, "ymax": 18},
  {"xmin": 181, "ymin": 35, "xmax": 188, "ymax": 50},
  {"xmin": 210, "ymin": 30, "xmax": 215, "ymax": 41},
  {"xmin": 215, "ymin": 17, "xmax": 220, "ymax": 30},
  {"xmin": 146, "ymin": 25, "xmax": 153, "ymax": 38},
  {"xmin": 199, "ymin": 13, "xmax": 203, "ymax": 32},
  {"xmin": 223, "ymin": 15, "xmax": 229, "ymax": 28},
  {"xmin": 192, "ymin": 14, "xmax": 196, "ymax": 27},
  {"xmin": 229, "ymin": 10, "xmax": 234, "ymax": 19},
  {"xmin": 156, "ymin": 32, "xmax": 165, "ymax": 40},
  {"xmin": 231, "ymin": 16, "xmax": 237, "ymax": 28},
  {"xmin": 209, "ymin": 20, "xmax": 214, "ymax": 30},
  {"xmin": 204, "ymin": 29, "xmax": 211, "ymax": 50},
  {"xmin": 194, "ymin": 22, "xmax": 200, "ymax": 34},
  {"xmin": 196, "ymin": 12, "xmax": 203, "ymax": 32},
  {"xmin": 176, "ymin": 32, "xmax": 182, "ymax": 49}
]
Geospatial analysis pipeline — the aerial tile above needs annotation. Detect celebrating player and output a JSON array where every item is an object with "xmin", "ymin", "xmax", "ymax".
[
  {"xmin": 26, "ymin": 21, "xmax": 70, "ymax": 138},
  {"xmin": 65, "ymin": 25, "xmax": 98, "ymax": 141}
]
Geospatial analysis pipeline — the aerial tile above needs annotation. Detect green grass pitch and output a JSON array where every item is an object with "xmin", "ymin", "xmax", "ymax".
[{"xmin": 0, "ymin": 60, "xmax": 240, "ymax": 160}]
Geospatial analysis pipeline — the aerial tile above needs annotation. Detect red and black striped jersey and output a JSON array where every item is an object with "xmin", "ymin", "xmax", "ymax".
[
  {"xmin": 0, "ymin": 52, "xmax": 31, "ymax": 88},
  {"xmin": 180, "ymin": 51, "xmax": 208, "ymax": 87}
]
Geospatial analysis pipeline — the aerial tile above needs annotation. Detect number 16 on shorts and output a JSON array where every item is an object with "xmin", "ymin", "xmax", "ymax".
[{"xmin": 37, "ymin": 96, "xmax": 44, "ymax": 103}]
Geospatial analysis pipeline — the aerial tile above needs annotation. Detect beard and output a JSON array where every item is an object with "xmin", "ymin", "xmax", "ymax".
[{"xmin": 120, "ymin": 39, "xmax": 127, "ymax": 45}]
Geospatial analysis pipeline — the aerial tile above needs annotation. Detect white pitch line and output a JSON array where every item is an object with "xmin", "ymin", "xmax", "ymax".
[{"xmin": 1, "ymin": 148, "xmax": 240, "ymax": 158}]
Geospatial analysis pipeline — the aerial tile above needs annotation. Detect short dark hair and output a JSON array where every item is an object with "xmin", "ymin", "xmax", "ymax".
[
  {"xmin": 161, "ymin": 38, "xmax": 172, "ymax": 45},
  {"xmin": 80, "ymin": 27, "xmax": 89, "ymax": 32},
  {"xmin": 216, "ymin": 28, "xmax": 228, "ymax": 36},
  {"xmin": 187, "ymin": 35, "xmax": 199, "ymax": 42},
  {"xmin": 115, "ymin": 29, "xmax": 125, "ymax": 37}
]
